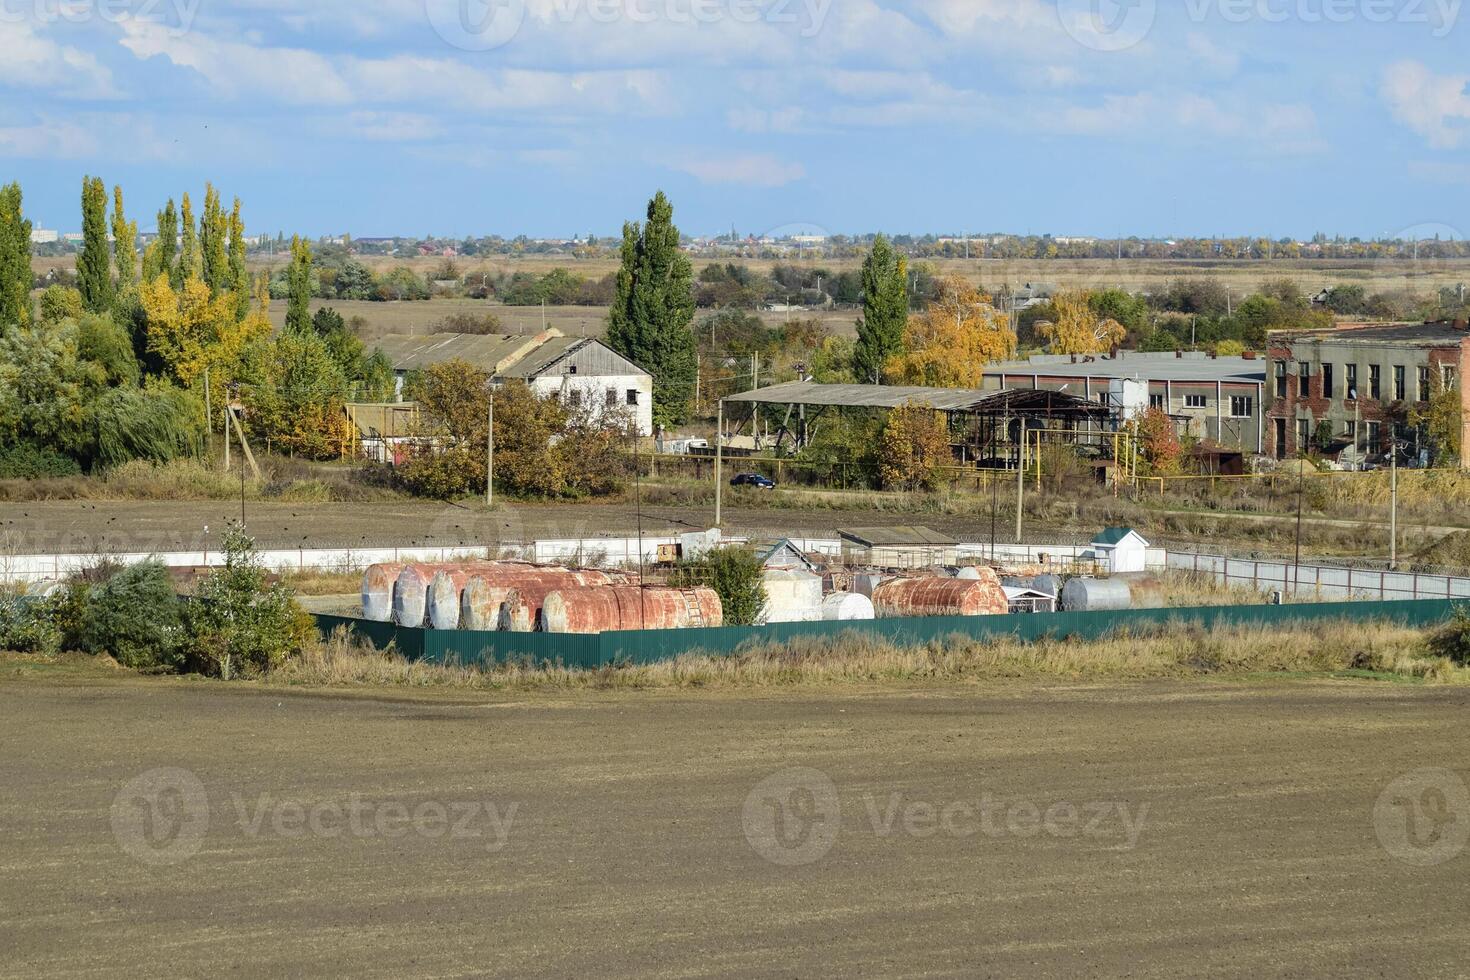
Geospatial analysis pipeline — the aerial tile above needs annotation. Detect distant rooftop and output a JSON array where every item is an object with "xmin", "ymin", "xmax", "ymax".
[
  {"xmin": 984, "ymin": 352, "xmax": 1265, "ymax": 385},
  {"xmin": 1278, "ymin": 322, "xmax": 1470, "ymax": 347},
  {"xmin": 839, "ymin": 526, "xmax": 958, "ymax": 548}
]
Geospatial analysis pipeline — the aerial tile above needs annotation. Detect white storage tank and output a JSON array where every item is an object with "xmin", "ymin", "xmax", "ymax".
[
  {"xmin": 822, "ymin": 592, "xmax": 876, "ymax": 622},
  {"xmin": 760, "ymin": 569, "xmax": 824, "ymax": 624},
  {"xmin": 1061, "ymin": 578, "xmax": 1132, "ymax": 612}
]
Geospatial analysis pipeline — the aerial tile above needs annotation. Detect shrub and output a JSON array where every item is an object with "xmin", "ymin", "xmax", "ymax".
[
  {"xmin": 0, "ymin": 442, "xmax": 81, "ymax": 479},
  {"xmin": 1427, "ymin": 607, "xmax": 1470, "ymax": 667},
  {"xmin": 186, "ymin": 524, "xmax": 311, "ymax": 678},
  {"xmin": 82, "ymin": 561, "xmax": 184, "ymax": 671},
  {"xmin": 0, "ymin": 588, "xmax": 63, "ymax": 655},
  {"xmin": 672, "ymin": 547, "xmax": 768, "ymax": 626}
]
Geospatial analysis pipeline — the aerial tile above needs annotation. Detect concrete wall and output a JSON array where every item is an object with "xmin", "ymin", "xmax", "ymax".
[{"xmin": 529, "ymin": 373, "xmax": 654, "ymax": 436}]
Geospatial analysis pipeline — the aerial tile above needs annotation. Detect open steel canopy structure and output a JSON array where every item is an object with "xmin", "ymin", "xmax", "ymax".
[{"xmin": 722, "ymin": 382, "xmax": 1111, "ymax": 459}]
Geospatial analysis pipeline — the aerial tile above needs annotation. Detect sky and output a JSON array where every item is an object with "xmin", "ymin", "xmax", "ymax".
[{"xmin": 2, "ymin": 0, "xmax": 1469, "ymax": 240}]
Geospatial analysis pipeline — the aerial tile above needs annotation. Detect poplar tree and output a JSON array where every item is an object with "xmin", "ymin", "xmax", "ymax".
[
  {"xmin": 606, "ymin": 190, "xmax": 697, "ymax": 429},
  {"xmin": 286, "ymin": 235, "xmax": 314, "ymax": 334},
  {"xmin": 154, "ymin": 199, "xmax": 178, "ymax": 285},
  {"xmin": 200, "ymin": 183, "xmax": 229, "ymax": 295},
  {"xmin": 229, "ymin": 198, "xmax": 250, "ymax": 322},
  {"xmin": 853, "ymin": 234, "xmax": 909, "ymax": 384},
  {"xmin": 111, "ymin": 186, "xmax": 139, "ymax": 289},
  {"xmin": 77, "ymin": 176, "xmax": 114, "ymax": 313},
  {"xmin": 177, "ymin": 192, "xmax": 199, "ymax": 284},
  {"xmin": 0, "ymin": 182, "xmax": 33, "ymax": 332}
]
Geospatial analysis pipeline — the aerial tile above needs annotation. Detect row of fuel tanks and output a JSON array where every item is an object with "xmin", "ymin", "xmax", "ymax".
[
  {"xmin": 362, "ymin": 562, "xmax": 724, "ymax": 634},
  {"xmin": 362, "ymin": 561, "xmax": 1133, "ymax": 636}
]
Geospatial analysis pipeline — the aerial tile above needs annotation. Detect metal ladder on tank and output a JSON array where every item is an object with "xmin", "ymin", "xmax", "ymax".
[{"xmin": 679, "ymin": 589, "xmax": 706, "ymax": 629}]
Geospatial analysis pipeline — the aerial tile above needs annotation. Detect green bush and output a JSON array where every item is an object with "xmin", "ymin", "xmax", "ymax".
[
  {"xmin": 0, "ymin": 442, "xmax": 81, "ymax": 479},
  {"xmin": 672, "ymin": 547, "xmax": 769, "ymax": 626},
  {"xmin": 1428, "ymin": 607, "xmax": 1470, "ymax": 667},
  {"xmin": 186, "ymin": 524, "xmax": 311, "ymax": 678},
  {"xmin": 0, "ymin": 589, "xmax": 63, "ymax": 655},
  {"xmin": 82, "ymin": 561, "xmax": 184, "ymax": 671}
]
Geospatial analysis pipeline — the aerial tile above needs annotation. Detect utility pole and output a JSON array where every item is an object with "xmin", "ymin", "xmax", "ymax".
[
  {"xmin": 204, "ymin": 367, "xmax": 212, "ymax": 437},
  {"xmin": 486, "ymin": 388, "xmax": 495, "ymax": 508},
  {"xmin": 1390, "ymin": 433, "xmax": 1399, "ymax": 569},
  {"xmin": 1016, "ymin": 419, "xmax": 1026, "ymax": 544},
  {"xmin": 223, "ymin": 404, "xmax": 230, "ymax": 472},
  {"xmin": 1294, "ymin": 462, "xmax": 1305, "ymax": 594},
  {"xmin": 715, "ymin": 399, "xmax": 725, "ymax": 528}
]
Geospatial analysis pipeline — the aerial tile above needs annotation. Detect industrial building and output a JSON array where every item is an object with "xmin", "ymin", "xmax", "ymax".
[
  {"xmin": 979, "ymin": 352, "xmax": 1269, "ymax": 454},
  {"xmin": 372, "ymin": 330, "xmax": 655, "ymax": 436},
  {"xmin": 1266, "ymin": 322, "xmax": 1470, "ymax": 468},
  {"xmin": 839, "ymin": 527, "xmax": 959, "ymax": 570}
]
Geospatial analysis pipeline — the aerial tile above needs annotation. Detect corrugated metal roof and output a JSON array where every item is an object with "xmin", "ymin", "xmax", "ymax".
[
  {"xmin": 984, "ymin": 352, "xmax": 1265, "ymax": 385},
  {"xmin": 839, "ymin": 526, "xmax": 958, "ymax": 547},
  {"xmin": 724, "ymin": 382, "xmax": 993, "ymax": 411},
  {"xmin": 372, "ymin": 332, "xmax": 648, "ymax": 380},
  {"xmin": 373, "ymin": 333, "xmax": 556, "ymax": 374}
]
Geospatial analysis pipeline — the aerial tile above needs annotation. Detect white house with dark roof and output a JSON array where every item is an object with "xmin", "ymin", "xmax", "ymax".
[
  {"xmin": 1091, "ymin": 528, "xmax": 1150, "ymax": 574},
  {"xmin": 372, "ymin": 330, "xmax": 654, "ymax": 436}
]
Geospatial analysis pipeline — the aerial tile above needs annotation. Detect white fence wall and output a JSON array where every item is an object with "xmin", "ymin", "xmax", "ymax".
[{"xmin": 1168, "ymin": 553, "xmax": 1470, "ymax": 601}]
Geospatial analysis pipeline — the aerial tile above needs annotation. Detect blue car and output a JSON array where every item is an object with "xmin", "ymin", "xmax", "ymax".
[{"xmin": 731, "ymin": 473, "xmax": 777, "ymax": 490}]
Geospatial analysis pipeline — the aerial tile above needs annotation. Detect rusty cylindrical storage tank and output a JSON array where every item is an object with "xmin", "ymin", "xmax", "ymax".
[
  {"xmin": 871, "ymin": 571, "xmax": 1009, "ymax": 619},
  {"xmin": 539, "ymin": 587, "xmax": 724, "ymax": 634},
  {"xmin": 460, "ymin": 568, "xmax": 625, "ymax": 632},
  {"xmin": 392, "ymin": 562, "xmax": 503, "ymax": 627},
  {"xmin": 427, "ymin": 569, "xmax": 486, "ymax": 631},
  {"xmin": 361, "ymin": 563, "xmax": 407, "ymax": 622}
]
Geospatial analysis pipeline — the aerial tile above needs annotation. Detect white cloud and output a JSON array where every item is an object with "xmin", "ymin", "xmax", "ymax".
[
  {"xmin": 0, "ymin": 20, "xmax": 117, "ymax": 99},
  {"xmin": 345, "ymin": 110, "xmax": 443, "ymax": 141},
  {"xmin": 1186, "ymin": 33, "xmax": 1239, "ymax": 75},
  {"xmin": 727, "ymin": 106, "xmax": 807, "ymax": 134},
  {"xmin": 1049, "ymin": 92, "xmax": 1323, "ymax": 152},
  {"xmin": 0, "ymin": 118, "xmax": 96, "ymax": 158},
  {"xmin": 119, "ymin": 20, "xmax": 352, "ymax": 104},
  {"xmin": 1381, "ymin": 60, "xmax": 1470, "ymax": 149},
  {"xmin": 677, "ymin": 153, "xmax": 806, "ymax": 187}
]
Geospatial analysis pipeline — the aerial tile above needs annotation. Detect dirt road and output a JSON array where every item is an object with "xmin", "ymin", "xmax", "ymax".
[{"xmin": 2, "ymin": 673, "xmax": 1467, "ymax": 977}]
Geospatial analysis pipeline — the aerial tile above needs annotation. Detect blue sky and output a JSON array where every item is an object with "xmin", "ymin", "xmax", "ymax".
[{"xmin": 2, "ymin": 0, "xmax": 1468, "ymax": 239}]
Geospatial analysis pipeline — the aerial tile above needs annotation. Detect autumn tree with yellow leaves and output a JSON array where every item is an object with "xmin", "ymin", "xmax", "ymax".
[
  {"xmin": 885, "ymin": 276, "xmax": 1016, "ymax": 387},
  {"xmin": 139, "ymin": 272, "xmax": 271, "ymax": 398},
  {"xmin": 1035, "ymin": 291, "xmax": 1127, "ymax": 355},
  {"xmin": 878, "ymin": 402, "xmax": 953, "ymax": 491}
]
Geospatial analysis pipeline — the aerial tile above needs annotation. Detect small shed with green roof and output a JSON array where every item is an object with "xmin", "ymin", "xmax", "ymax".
[{"xmin": 1091, "ymin": 527, "xmax": 1150, "ymax": 574}]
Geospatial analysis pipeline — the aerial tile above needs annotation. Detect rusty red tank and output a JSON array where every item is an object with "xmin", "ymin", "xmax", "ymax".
[
  {"xmin": 427, "ymin": 569, "xmax": 485, "ymax": 631},
  {"xmin": 458, "ymin": 568, "xmax": 627, "ymax": 631},
  {"xmin": 538, "ymin": 586, "xmax": 723, "ymax": 634},
  {"xmin": 871, "ymin": 571, "xmax": 1009, "ymax": 619},
  {"xmin": 391, "ymin": 562, "xmax": 509, "ymax": 627},
  {"xmin": 361, "ymin": 563, "xmax": 406, "ymax": 622}
]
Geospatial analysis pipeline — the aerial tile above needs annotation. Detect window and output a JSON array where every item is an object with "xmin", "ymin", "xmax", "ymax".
[
  {"xmin": 1394, "ymin": 365, "xmax": 1406, "ymax": 401},
  {"xmin": 1346, "ymin": 364, "xmax": 1359, "ymax": 400},
  {"xmin": 626, "ymin": 389, "xmax": 639, "ymax": 406},
  {"xmin": 1275, "ymin": 361, "xmax": 1288, "ymax": 399},
  {"xmin": 1229, "ymin": 396, "xmax": 1253, "ymax": 418},
  {"xmin": 1184, "ymin": 394, "xmax": 1207, "ymax": 409},
  {"xmin": 1419, "ymin": 366, "xmax": 1432, "ymax": 402},
  {"xmin": 1298, "ymin": 362, "xmax": 1312, "ymax": 399},
  {"xmin": 567, "ymin": 389, "xmax": 584, "ymax": 407},
  {"xmin": 1322, "ymin": 363, "xmax": 1334, "ymax": 399},
  {"xmin": 1370, "ymin": 365, "xmax": 1381, "ymax": 400},
  {"xmin": 1148, "ymin": 394, "xmax": 1165, "ymax": 410},
  {"xmin": 1345, "ymin": 420, "xmax": 1358, "ymax": 442},
  {"xmin": 605, "ymin": 388, "xmax": 617, "ymax": 407},
  {"xmin": 1445, "ymin": 365, "xmax": 1458, "ymax": 390},
  {"xmin": 1297, "ymin": 418, "xmax": 1311, "ymax": 449},
  {"xmin": 1365, "ymin": 421, "xmax": 1381, "ymax": 451}
]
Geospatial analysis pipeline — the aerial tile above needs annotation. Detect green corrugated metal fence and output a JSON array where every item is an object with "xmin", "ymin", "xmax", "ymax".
[{"xmin": 312, "ymin": 598, "xmax": 1461, "ymax": 671}]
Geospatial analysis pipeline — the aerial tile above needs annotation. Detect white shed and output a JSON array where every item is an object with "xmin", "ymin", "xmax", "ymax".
[{"xmin": 1090, "ymin": 527, "xmax": 1150, "ymax": 574}]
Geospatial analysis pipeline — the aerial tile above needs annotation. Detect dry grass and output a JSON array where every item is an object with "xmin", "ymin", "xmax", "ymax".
[
  {"xmin": 0, "ymin": 458, "xmax": 401, "ymax": 504},
  {"xmin": 273, "ymin": 621, "xmax": 1469, "ymax": 693}
]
